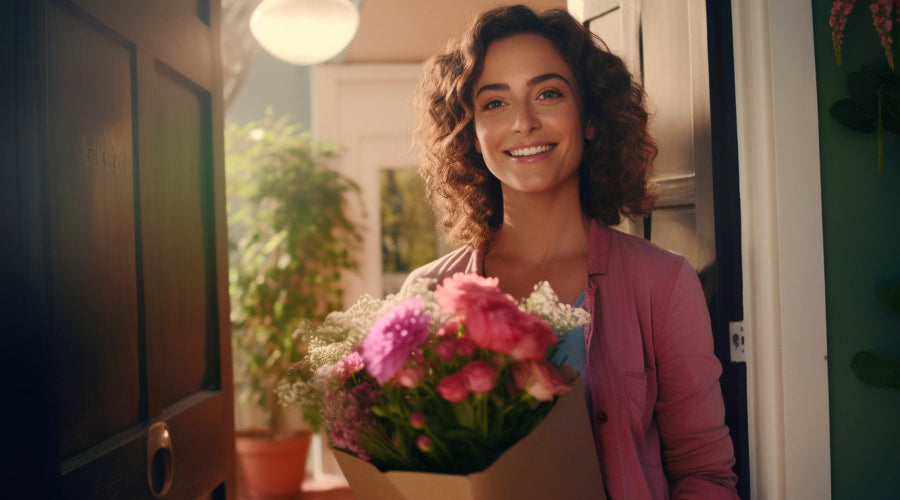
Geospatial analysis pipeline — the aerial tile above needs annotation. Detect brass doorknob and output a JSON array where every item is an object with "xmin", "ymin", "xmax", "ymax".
[{"xmin": 147, "ymin": 421, "xmax": 174, "ymax": 497}]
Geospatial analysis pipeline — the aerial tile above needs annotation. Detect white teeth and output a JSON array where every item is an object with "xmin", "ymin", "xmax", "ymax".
[{"xmin": 508, "ymin": 144, "xmax": 554, "ymax": 157}]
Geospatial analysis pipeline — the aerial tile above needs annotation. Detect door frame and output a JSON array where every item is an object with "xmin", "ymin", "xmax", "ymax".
[{"xmin": 731, "ymin": 0, "xmax": 831, "ymax": 498}]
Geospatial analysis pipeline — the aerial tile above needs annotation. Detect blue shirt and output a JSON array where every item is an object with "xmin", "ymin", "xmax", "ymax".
[{"xmin": 550, "ymin": 290, "xmax": 586, "ymax": 374}]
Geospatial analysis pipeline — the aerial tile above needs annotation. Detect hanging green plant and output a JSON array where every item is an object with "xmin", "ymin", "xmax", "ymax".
[
  {"xmin": 851, "ymin": 283, "xmax": 900, "ymax": 390},
  {"xmin": 829, "ymin": 66, "xmax": 899, "ymax": 170}
]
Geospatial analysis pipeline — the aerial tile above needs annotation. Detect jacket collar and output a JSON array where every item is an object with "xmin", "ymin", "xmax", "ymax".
[
  {"xmin": 471, "ymin": 246, "xmax": 484, "ymax": 276},
  {"xmin": 587, "ymin": 220, "xmax": 611, "ymax": 276}
]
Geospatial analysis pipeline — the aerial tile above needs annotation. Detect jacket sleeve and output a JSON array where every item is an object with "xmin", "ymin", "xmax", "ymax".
[{"xmin": 653, "ymin": 258, "xmax": 739, "ymax": 499}]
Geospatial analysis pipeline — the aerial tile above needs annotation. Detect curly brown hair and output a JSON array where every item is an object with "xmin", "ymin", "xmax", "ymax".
[{"xmin": 413, "ymin": 4, "xmax": 657, "ymax": 250}]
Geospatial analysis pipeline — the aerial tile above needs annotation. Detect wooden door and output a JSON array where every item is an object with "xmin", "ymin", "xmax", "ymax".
[
  {"xmin": 4, "ymin": 0, "xmax": 233, "ymax": 498},
  {"xmin": 576, "ymin": 1, "xmax": 749, "ymax": 497}
]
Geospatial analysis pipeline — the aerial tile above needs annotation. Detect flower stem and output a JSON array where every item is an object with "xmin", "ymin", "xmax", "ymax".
[{"xmin": 878, "ymin": 89, "xmax": 884, "ymax": 171}]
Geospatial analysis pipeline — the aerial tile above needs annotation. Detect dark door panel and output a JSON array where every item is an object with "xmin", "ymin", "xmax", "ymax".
[
  {"xmin": 47, "ymin": 0, "xmax": 143, "ymax": 460},
  {"xmin": 8, "ymin": 0, "xmax": 234, "ymax": 497}
]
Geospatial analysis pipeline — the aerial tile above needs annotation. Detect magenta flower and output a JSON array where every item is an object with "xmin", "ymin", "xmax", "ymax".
[
  {"xmin": 870, "ymin": 0, "xmax": 896, "ymax": 69},
  {"xmin": 461, "ymin": 360, "xmax": 497, "ymax": 394},
  {"xmin": 830, "ymin": 0, "xmax": 900, "ymax": 69},
  {"xmin": 436, "ymin": 371, "xmax": 469, "ymax": 403},
  {"xmin": 324, "ymin": 383, "xmax": 380, "ymax": 462},
  {"xmin": 362, "ymin": 297, "xmax": 431, "ymax": 384},
  {"xmin": 830, "ymin": 0, "xmax": 857, "ymax": 65}
]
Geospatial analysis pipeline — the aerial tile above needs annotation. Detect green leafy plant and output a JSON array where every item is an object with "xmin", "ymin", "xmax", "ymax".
[
  {"xmin": 829, "ymin": 66, "xmax": 900, "ymax": 170},
  {"xmin": 227, "ymin": 112, "xmax": 362, "ymax": 435},
  {"xmin": 851, "ymin": 282, "xmax": 900, "ymax": 390}
]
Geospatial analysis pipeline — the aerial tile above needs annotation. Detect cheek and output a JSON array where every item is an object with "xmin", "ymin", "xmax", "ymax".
[{"xmin": 473, "ymin": 120, "xmax": 489, "ymax": 153}]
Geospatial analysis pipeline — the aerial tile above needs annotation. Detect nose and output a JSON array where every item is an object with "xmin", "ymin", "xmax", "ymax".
[{"xmin": 512, "ymin": 103, "xmax": 540, "ymax": 134}]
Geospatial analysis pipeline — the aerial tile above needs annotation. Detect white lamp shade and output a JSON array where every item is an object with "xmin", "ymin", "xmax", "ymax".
[{"xmin": 250, "ymin": 0, "xmax": 360, "ymax": 66}]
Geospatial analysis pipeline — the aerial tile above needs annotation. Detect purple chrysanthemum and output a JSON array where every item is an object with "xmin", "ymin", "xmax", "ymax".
[{"xmin": 361, "ymin": 297, "xmax": 431, "ymax": 384}]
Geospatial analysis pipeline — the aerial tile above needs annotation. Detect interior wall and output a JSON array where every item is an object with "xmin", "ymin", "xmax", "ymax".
[
  {"xmin": 811, "ymin": 3, "xmax": 900, "ymax": 498},
  {"xmin": 311, "ymin": 64, "xmax": 423, "ymax": 303},
  {"xmin": 226, "ymin": 50, "xmax": 312, "ymax": 128}
]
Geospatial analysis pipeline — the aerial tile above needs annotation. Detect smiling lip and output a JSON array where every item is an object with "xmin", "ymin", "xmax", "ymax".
[{"xmin": 506, "ymin": 142, "xmax": 556, "ymax": 159}]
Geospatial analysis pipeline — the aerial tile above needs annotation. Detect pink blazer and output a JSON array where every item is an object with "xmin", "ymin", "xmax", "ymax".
[{"xmin": 403, "ymin": 222, "xmax": 738, "ymax": 499}]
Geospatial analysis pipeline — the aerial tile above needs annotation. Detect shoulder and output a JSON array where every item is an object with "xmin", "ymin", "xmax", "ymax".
[
  {"xmin": 400, "ymin": 246, "xmax": 479, "ymax": 294},
  {"xmin": 603, "ymin": 225, "xmax": 688, "ymax": 279},
  {"xmin": 594, "ymin": 225, "xmax": 699, "ymax": 317}
]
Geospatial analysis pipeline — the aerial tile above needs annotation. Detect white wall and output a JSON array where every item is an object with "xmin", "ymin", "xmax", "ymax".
[
  {"xmin": 312, "ymin": 64, "xmax": 423, "ymax": 303},
  {"xmin": 227, "ymin": 50, "xmax": 312, "ymax": 127}
]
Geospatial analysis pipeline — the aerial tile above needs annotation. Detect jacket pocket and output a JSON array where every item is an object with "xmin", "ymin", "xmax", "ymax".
[{"xmin": 624, "ymin": 370, "xmax": 661, "ymax": 467}]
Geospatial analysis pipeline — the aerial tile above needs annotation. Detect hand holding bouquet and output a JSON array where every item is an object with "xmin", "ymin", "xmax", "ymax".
[{"xmin": 278, "ymin": 273, "xmax": 590, "ymax": 474}]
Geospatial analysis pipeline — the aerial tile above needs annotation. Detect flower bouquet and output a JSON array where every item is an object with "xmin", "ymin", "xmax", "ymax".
[{"xmin": 278, "ymin": 273, "xmax": 606, "ymax": 499}]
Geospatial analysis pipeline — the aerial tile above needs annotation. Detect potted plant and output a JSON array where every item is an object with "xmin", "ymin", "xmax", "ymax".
[{"xmin": 226, "ymin": 111, "xmax": 361, "ymax": 497}]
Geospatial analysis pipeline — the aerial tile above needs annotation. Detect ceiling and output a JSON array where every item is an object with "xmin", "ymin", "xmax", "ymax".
[
  {"xmin": 343, "ymin": 0, "xmax": 566, "ymax": 63},
  {"xmin": 220, "ymin": 0, "xmax": 566, "ymax": 105}
]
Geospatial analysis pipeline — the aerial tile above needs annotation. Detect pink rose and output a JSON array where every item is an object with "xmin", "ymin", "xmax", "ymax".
[
  {"xmin": 511, "ymin": 360, "xmax": 570, "ymax": 402},
  {"xmin": 333, "ymin": 351, "xmax": 364, "ymax": 380},
  {"xmin": 461, "ymin": 360, "xmax": 497, "ymax": 394},
  {"xmin": 433, "ymin": 338, "xmax": 457, "ymax": 362},
  {"xmin": 436, "ymin": 372, "xmax": 469, "ymax": 403},
  {"xmin": 436, "ymin": 317, "xmax": 462, "ymax": 337},
  {"xmin": 393, "ymin": 365, "xmax": 425, "ymax": 389},
  {"xmin": 465, "ymin": 304, "xmax": 557, "ymax": 360},
  {"xmin": 410, "ymin": 412, "xmax": 427, "ymax": 429},
  {"xmin": 455, "ymin": 335, "xmax": 478, "ymax": 357},
  {"xmin": 416, "ymin": 435, "xmax": 432, "ymax": 452},
  {"xmin": 434, "ymin": 273, "xmax": 516, "ymax": 315}
]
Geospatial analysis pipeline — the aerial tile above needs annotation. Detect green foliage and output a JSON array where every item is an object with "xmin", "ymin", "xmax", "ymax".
[
  {"xmin": 851, "ymin": 351, "xmax": 900, "ymax": 389},
  {"xmin": 226, "ymin": 112, "xmax": 362, "ymax": 432},
  {"xmin": 829, "ymin": 66, "xmax": 899, "ymax": 170},
  {"xmin": 379, "ymin": 169, "xmax": 438, "ymax": 273},
  {"xmin": 876, "ymin": 283, "xmax": 900, "ymax": 313},
  {"xmin": 851, "ymin": 283, "xmax": 900, "ymax": 391}
]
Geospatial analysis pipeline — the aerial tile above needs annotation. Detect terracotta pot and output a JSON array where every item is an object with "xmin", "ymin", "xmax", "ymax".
[{"xmin": 236, "ymin": 431, "xmax": 312, "ymax": 497}]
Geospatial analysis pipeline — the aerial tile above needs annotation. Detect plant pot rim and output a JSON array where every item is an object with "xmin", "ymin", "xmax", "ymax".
[{"xmin": 236, "ymin": 429, "xmax": 312, "ymax": 441}]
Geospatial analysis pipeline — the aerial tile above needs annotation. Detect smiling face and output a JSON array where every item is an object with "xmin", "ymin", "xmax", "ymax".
[{"xmin": 472, "ymin": 33, "xmax": 590, "ymax": 197}]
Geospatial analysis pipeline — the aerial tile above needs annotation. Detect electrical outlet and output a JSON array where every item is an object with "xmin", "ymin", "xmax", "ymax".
[{"xmin": 729, "ymin": 321, "xmax": 746, "ymax": 363}]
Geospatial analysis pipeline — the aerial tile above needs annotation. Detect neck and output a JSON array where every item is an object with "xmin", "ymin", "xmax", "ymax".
[{"xmin": 490, "ymin": 180, "xmax": 589, "ymax": 265}]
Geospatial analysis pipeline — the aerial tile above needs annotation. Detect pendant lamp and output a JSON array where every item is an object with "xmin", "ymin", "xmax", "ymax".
[{"xmin": 250, "ymin": 0, "xmax": 360, "ymax": 66}]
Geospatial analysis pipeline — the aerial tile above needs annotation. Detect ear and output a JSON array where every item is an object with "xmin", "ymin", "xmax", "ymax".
[
  {"xmin": 475, "ymin": 140, "xmax": 482, "ymax": 153},
  {"xmin": 585, "ymin": 120, "xmax": 596, "ymax": 141}
]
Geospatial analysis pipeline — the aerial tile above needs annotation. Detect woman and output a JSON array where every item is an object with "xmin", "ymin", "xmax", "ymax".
[{"xmin": 404, "ymin": 5, "xmax": 738, "ymax": 499}]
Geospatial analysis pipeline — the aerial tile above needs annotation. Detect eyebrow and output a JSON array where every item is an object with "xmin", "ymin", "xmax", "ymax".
[{"xmin": 474, "ymin": 72, "xmax": 572, "ymax": 99}]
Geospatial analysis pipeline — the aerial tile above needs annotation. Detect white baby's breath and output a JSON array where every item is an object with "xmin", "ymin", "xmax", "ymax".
[{"xmin": 522, "ymin": 281, "xmax": 590, "ymax": 336}]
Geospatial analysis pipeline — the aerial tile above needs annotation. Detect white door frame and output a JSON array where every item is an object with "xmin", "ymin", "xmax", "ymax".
[{"xmin": 731, "ymin": 0, "xmax": 831, "ymax": 498}]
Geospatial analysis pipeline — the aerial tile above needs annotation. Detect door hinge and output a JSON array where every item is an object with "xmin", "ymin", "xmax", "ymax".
[{"xmin": 729, "ymin": 321, "xmax": 746, "ymax": 363}]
